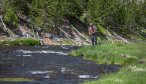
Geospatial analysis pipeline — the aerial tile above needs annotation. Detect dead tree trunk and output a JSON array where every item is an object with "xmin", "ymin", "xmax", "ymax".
[{"xmin": 0, "ymin": 15, "xmax": 16, "ymax": 39}]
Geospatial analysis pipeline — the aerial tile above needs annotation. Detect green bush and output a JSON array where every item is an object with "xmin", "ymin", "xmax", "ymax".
[
  {"xmin": 2, "ymin": 38, "xmax": 41, "ymax": 46},
  {"xmin": 4, "ymin": 8, "xmax": 18, "ymax": 27}
]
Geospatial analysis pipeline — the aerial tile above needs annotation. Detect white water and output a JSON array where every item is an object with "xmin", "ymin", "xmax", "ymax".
[
  {"xmin": 78, "ymin": 75, "xmax": 99, "ymax": 79},
  {"xmin": 18, "ymin": 50, "xmax": 67, "ymax": 55},
  {"xmin": 31, "ymin": 71, "xmax": 51, "ymax": 75}
]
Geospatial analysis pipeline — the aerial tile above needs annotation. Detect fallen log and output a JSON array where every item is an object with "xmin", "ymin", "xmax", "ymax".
[
  {"xmin": 110, "ymin": 29, "xmax": 129, "ymax": 43},
  {"xmin": 67, "ymin": 21, "xmax": 90, "ymax": 42}
]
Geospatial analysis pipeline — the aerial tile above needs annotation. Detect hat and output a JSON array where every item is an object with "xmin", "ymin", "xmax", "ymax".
[{"xmin": 90, "ymin": 23, "xmax": 93, "ymax": 26}]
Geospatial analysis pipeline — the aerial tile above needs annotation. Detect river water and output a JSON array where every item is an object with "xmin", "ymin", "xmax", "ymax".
[{"xmin": 0, "ymin": 45, "xmax": 120, "ymax": 84}]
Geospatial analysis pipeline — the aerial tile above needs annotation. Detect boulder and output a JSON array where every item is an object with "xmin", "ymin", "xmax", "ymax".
[{"xmin": 42, "ymin": 38, "xmax": 55, "ymax": 45}]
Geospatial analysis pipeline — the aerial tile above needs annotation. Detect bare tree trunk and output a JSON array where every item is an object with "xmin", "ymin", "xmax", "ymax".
[
  {"xmin": 59, "ymin": 28, "xmax": 72, "ymax": 40},
  {"xmin": 107, "ymin": 28, "xmax": 129, "ymax": 43},
  {"xmin": 0, "ymin": 16, "xmax": 7, "ymax": 31},
  {"xmin": 67, "ymin": 21, "xmax": 90, "ymax": 42},
  {"xmin": 0, "ymin": 16, "xmax": 16, "ymax": 39}
]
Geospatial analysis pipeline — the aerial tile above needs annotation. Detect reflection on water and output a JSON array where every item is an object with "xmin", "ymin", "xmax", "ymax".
[{"xmin": 0, "ymin": 46, "xmax": 120, "ymax": 84}]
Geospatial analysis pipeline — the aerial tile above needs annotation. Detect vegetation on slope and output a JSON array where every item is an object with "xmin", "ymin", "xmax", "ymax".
[{"xmin": 1, "ymin": 0, "xmax": 146, "ymax": 40}]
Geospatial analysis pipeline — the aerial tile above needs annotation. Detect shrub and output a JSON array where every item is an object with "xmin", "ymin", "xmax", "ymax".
[
  {"xmin": 2, "ymin": 38, "xmax": 41, "ymax": 46},
  {"xmin": 4, "ymin": 8, "xmax": 18, "ymax": 28}
]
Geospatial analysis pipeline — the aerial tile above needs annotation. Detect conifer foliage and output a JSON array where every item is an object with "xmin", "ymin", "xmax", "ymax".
[{"xmin": 2, "ymin": 0, "xmax": 146, "ymax": 37}]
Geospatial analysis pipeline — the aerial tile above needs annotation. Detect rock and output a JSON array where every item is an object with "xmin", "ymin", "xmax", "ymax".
[
  {"xmin": 139, "ymin": 59, "xmax": 146, "ymax": 64},
  {"xmin": 44, "ymin": 33, "xmax": 53, "ymax": 39},
  {"xmin": 42, "ymin": 38, "xmax": 55, "ymax": 45},
  {"xmin": 120, "ymin": 54, "xmax": 129, "ymax": 58},
  {"xmin": 120, "ymin": 54, "xmax": 138, "ymax": 59}
]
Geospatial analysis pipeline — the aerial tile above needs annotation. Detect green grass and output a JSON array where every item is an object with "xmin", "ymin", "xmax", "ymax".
[
  {"xmin": 1, "ymin": 38, "xmax": 41, "ymax": 46},
  {"xmin": 84, "ymin": 64, "xmax": 146, "ymax": 84},
  {"xmin": 69, "ymin": 42, "xmax": 146, "ymax": 65},
  {"xmin": 69, "ymin": 42, "xmax": 146, "ymax": 84},
  {"xmin": 0, "ymin": 77, "xmax": 34, "ymax": 82}
]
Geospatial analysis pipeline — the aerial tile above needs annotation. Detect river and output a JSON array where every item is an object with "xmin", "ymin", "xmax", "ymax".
[{"xmin": 0, "ymin": 45, "xmax": 120, "ymax": 84}]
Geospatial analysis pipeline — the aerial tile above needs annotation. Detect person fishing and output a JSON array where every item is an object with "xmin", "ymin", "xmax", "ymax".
[{"xmin": 88, "ymin": 23, "xmax": 97, "ymax": 45}]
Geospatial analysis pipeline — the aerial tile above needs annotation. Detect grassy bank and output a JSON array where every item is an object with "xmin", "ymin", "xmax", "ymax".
[
  {"xmin": 69, "ymin": 42, "xmax": 146, "ymax": 84},
  {"xmin": 0, "ymin": 38, "xmax": 41, "ymax": 46},
  {"xmin": 0, "ymin": 77, "xmax": 34, "ymax": 82},
  {"xmin": 84, "ymin": 64, "xmax": 146, "ymax": 84},
  {"xmin": 69, "ymin": 42, "xmax": 146, "ymax": 65}
]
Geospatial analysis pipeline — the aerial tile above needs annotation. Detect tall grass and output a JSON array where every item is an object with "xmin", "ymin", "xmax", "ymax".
[
  {"xmin": 1, "ymin": 38, "xmax": 41, "ymax": 46},
  {"xmin": 69, "ymin": 42, "xmax": 146, "ymax": 65}
]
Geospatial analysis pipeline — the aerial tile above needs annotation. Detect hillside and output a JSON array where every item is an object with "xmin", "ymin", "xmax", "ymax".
[{"xmin": 0, "ymin": 0, "xmax": 146, "ymax": 45}]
